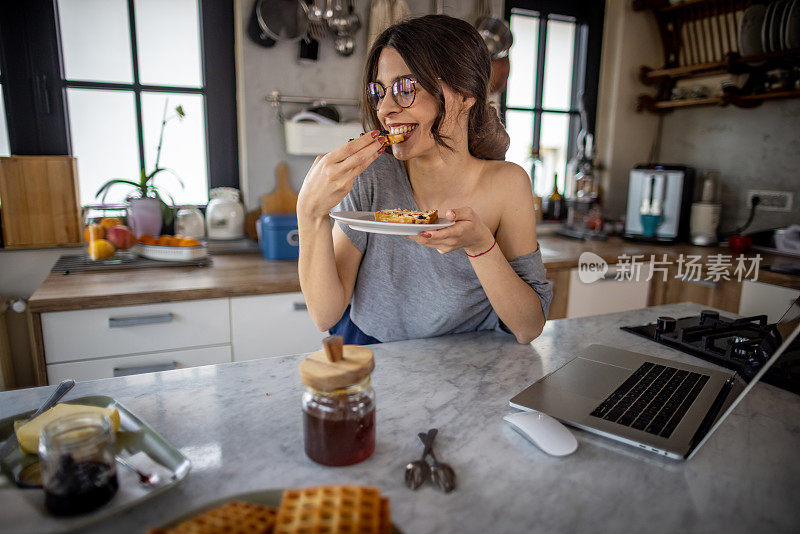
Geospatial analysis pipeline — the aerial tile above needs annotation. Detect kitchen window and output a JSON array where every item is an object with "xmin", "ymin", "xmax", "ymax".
[
  {"xmin": 501, "ymin": 0, "xmax": 604, "ymax": 198},
  {"xmin": 0, "ymin": 0, "xmax": 237, "ymax": 207}
]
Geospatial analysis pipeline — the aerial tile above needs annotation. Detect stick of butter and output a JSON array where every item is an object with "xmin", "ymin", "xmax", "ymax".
[{"xmin": 14, "ymin": 403, "xmax": 120, "ymax": 454}]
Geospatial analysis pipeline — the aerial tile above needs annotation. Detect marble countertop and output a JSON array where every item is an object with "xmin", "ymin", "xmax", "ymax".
[{"xmin": 2, "ymin": 303, "xmax": 799, "ymax": 533}]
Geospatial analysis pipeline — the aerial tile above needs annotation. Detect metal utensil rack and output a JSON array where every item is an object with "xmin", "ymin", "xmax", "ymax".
[{"xmin": 266, "ymin": 91, "xmax": 361, "ymax": 123}]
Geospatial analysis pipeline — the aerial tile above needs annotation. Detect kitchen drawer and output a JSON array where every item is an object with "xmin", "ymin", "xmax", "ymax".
[
  {"xmin": 46, "ymin": 345, "xmax": 231, "ymax": 384},
  {"xmin": 739, "ymin": 281, "xmax": 800, "ymax": 323},
  {"xmin": 42, "ymin": 298, "xmax": 230, "ymax": 364},
  {"xmin": 566, "ymin": 266, "xmax": 650, "ymax": 318},
  {"xmin": 231, "ymin": 292, "xmax": 324, "ymax": 361}
]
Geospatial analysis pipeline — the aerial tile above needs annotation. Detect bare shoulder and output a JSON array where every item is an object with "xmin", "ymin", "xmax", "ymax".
[{"xmin": 481, "ymin": 160, "xmax": 534, "ymax": 209}]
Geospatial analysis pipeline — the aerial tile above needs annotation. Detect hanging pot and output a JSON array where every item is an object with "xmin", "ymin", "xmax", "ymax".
[
  {"xmin": 247, "ymin": 0, "xmax": 276, "ymax": 47},
  {"xmin": 256, "ymin": 0, "xmax": 309, "ymax": 43}
]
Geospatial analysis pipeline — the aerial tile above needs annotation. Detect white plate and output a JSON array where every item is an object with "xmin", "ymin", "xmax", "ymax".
[
  {"xmin": 739, "ymin": 4, "xmax": 767, "ymax": 56},
  {"xmin": 763, "ymin": 1, "xmax": 776, "ymax": 53},
  {"xmin": 330, "ymin": 210, "xmax": 455, "ymax": 236},
  {"xmin": 135, "ymin": 243, "xmax": 209, "ymax": 261},
  {"xmin": 772, "ymin": 0, "xmax": 789, "ymax": 52}
]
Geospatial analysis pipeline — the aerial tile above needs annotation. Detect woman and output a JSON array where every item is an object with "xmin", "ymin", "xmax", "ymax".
[{"xmin": 297, "ymin": 15, "xmax": 552, "ymax": 345}]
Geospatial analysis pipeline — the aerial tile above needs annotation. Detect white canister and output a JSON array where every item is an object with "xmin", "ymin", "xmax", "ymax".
[
  {"xmin": 206, "ymin": 187, "xmax": 245, "ymax": 240},
  {"xmin": 176, "ymin": 206, "xmax": 205, "ymax": 239}
]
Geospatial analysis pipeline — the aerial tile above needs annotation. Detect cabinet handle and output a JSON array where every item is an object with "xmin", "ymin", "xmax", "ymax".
[
  {"xmin": 293, "ymin": 302, "xmax": 308, "ymax": 311},
  {"xmin": 113, "ymin": 362, "xmax": 177, "ymax": 377},
  {"xmin": 108, "ymin": 313, "xmax": 173, "ymax": 328}
]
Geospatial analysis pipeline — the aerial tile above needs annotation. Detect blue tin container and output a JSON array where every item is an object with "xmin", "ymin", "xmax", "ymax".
[{"xmin": 259, "ymin": 214, "xmax": 299, "ymax": 260}]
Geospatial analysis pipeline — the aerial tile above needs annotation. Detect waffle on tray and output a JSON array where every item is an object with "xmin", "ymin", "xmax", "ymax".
[
  {"xmin": 274, "ymin": 485, "xmax": 391, "ymax": 534},
  {"xmin": 150, "ymin": 501, "xmax": 277, "ymax": 534},
  {"xmin": 374, "ymin": 209, "xmax": 438, "ymax": 224}
]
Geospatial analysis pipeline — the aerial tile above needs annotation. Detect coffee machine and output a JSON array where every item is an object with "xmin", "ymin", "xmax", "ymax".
[{"xmin": 623, "ymin": 164, "xmax": 694, "ymax": 243}]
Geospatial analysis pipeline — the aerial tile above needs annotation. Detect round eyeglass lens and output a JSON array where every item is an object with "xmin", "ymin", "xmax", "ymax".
[
  {"xmin": 367, "ymin": 83, "xmax": 385, "ymax": 109},
  {"xmin": 394, "ymin": 78, "xmax": 415, "ymax": 107}
]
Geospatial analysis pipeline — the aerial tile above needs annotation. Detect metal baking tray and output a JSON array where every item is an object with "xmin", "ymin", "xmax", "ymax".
[{"xmin": 0, "ymin": 395, "xmax": 190, "ymax": 532}]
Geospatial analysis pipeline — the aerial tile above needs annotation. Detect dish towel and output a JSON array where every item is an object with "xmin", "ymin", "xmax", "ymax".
[{"xmin": 368, "ymin": 0, "xmax": 411, "ymax": 49}]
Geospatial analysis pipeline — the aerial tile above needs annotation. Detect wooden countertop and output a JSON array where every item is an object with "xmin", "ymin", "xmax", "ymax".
[{"xmin": 28, "ymin": 237, "xmax": 800, "ymax": 313}]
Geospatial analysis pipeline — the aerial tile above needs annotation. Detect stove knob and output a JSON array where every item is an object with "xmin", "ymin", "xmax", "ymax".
[
  {"xmin": 656, "ymin": 316, "xmax": 677, "ymax": 334},
  {"xmin": 700, "ymin": 310, "xmax": 719, "ymax": 324}
]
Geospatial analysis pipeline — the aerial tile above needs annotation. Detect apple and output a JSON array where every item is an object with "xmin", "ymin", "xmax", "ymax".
[{"xmin": 106, "ymin": 225, "xmax": 136, "ymax": 250}]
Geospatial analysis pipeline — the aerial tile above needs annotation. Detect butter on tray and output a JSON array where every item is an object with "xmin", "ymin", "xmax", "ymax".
[{"xmin": 14, "ymin": 403, "xmax": 120, "ymax": 454}]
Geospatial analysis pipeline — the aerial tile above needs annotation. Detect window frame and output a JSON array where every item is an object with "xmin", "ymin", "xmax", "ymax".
[
  {"xmin": 0, "ymin": 0, "xmax": 238, "ymax": 199},
  {"xmin": 501, "ymin": 0, "xmax": 605, "ymax": 190}
]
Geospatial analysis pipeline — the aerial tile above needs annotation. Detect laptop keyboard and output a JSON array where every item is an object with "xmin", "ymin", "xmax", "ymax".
[{"xmin": 590, "ymin": 362, "xmax": 709, "ymax": 438}]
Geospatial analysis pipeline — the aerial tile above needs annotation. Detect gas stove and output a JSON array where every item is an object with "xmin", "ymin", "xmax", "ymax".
[{"xmin": 622, "ymin": 310, "xmax": 800, "ymax": 394}]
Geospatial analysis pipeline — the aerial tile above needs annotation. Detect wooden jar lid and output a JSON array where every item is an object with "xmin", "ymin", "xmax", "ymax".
[{"xmin": 300, "ymin": 335, "xmax": 374, "ymax": 391}]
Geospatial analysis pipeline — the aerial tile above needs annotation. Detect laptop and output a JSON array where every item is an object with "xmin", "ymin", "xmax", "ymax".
[{"xmin": 509, "ymin": 298, "xmax": 800, "ymax": 460}]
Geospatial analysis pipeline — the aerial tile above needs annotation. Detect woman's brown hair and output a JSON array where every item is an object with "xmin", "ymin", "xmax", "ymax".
[{"xmin": 362, "ymin": 15, "xmax": 510, "ymax": 161}]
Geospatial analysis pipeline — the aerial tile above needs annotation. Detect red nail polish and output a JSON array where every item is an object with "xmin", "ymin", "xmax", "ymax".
[
  {"xmin": 421, "ymin": 232, "xmax": 431, "ymax": 238},
  {"xmin": 377, "ymin": 145, "xmax": 385, "ymax": 154},
  {"xmin": 371, "ymin": 130, "xmax": 380, "ymax": 138}
]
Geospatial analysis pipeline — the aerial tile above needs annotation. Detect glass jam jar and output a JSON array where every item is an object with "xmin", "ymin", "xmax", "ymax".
[
  {"xmin": 39, "ymin": 412, "xmax": 119, "ymax": 516},
  {"xmin": 300, "ymin": 337, "xmax": 376, "ymax": 466}
]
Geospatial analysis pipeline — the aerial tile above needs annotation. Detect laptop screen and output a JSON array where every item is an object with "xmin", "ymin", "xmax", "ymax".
[{"xmin": 688, "ymin": 297, "xmax": 800, "ymax": 458}]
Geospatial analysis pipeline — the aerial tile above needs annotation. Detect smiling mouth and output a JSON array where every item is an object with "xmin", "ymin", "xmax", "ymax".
[{"xmin": 387, "ymin": 124, "xmax": 417, "ymax": 136}]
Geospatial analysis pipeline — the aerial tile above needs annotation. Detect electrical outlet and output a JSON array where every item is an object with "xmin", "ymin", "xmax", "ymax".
[{"xmin": 746, "ymin": 190, "xmax": 794, "ymax": 212}]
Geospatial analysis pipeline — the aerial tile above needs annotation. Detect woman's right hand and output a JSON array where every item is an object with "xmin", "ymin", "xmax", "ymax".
[{"xmin": 297, "ymin": 130, "xmax": 386, "ymax": 220}]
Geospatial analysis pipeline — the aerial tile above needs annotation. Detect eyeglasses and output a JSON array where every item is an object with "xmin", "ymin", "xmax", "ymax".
[{"xmin": 366, "ymin": 76, "xmax": 416, "ymax": 110}]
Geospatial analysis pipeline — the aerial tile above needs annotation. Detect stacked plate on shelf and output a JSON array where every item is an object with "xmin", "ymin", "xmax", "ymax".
[{"xmin": 739, "ymin": 0, "xmax": 800, "ymax": 57}]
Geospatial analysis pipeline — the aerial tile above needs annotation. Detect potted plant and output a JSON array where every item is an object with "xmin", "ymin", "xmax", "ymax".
[{"xmin": 95, "ymin": 101, "xmax": 186, "ymax": 237}]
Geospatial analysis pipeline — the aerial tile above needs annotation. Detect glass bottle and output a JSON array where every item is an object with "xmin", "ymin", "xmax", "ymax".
[
  {"xmin": 545, "ymin": 176, "xmax": 564, "ymax": 220},
  {"xmin": 39, "ymin": 412, "xmax": 118, "ymax": 516}
]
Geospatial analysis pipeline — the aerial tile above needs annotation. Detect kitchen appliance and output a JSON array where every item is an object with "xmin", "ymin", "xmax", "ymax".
[
  {"xmin": 690, "ymin": 170, "xmax": 722, "ymax": 246},
  {"xmin": 206, "ymin": 188, "xmax": 245, "ymax": 240},
  {"xmin": 509, "ymin": 298, "xmax": 800, "ymax": 460},
  {"xmin": 622, "ymin": 309, "xmax": 800, "ymax": 394},
  {"xmin": 624, "ymin": 165, "xmax": 694, "ymax": 243},
  {"xmin": 258, "ymin": 213, "xmax": 299, "ymax": 260}
]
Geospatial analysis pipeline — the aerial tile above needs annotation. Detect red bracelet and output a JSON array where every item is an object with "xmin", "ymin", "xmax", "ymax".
[{"xmin": 466, "ymin": 238, "xmax": 497, "ymax": 258}]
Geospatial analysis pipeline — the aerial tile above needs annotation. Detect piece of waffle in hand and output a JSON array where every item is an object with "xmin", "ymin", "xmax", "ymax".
[
  {"xmin": 150, "ymin": 501, "xmax": 277, "ymax": 534},
  {"xmin": 274, "ymin": 485, "xmax": 388, "ymax": 534}
]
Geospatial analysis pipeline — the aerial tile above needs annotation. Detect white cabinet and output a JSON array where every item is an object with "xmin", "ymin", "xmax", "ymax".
[
  {"xmin": 566, "ymin": 265, "xmax": 651, "ymax": 318},
  {"xmin": 47, "ymin": 345, "xmax": 231, "ymax": 384},
  {"xmin": 231, "ymin": 292, "xmax": 324, "ymax": 361},
  {"xmin": 41, "ymin": 299, "xmax": 231, "ymax": 364},
  {"xmin": 738, "ymin": 281, "xmax": 800, "ymax": 323}
]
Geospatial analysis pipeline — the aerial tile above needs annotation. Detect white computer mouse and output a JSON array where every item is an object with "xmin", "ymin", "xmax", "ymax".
[{"xmin": 503, "ymin": 411, "xmax": 578, "ymax": 457}]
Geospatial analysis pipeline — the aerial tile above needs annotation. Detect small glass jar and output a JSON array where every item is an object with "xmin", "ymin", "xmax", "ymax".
[
  {"xmin": 302, "ymin": 376, "xmax": 376, "ymax": 466},
  {"xmin": 39, "ymin": 412, "xmax": 119, "ymax": 516},
  {"xmin": 82, "ymin": 204, "xmax": 136, "ymax": 262}
]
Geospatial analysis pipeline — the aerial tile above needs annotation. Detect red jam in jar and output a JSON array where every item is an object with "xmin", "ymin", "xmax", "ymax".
[{"xmin": 302, "ymin": 377, "xmax": 376, "ymax": 466}]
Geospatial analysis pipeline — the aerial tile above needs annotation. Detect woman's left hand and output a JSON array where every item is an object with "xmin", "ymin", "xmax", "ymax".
[{"xmin": 408, "ymin": 207, "xmax": 495, "ymax": 255}]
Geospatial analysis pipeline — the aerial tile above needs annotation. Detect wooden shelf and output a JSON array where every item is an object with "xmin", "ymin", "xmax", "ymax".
[
  {"xmin": 637, "ymin": 89, "xmax": 800, "ymax": 113},
  {"xmin": 640, "ymin": 49, "xmax": 800, "ymax": 85}
]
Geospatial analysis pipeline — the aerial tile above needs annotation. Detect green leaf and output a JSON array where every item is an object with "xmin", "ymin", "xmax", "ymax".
[
  {"xmin": 175, "ymin": 105, "xmax": 185, "ymax": 119},
  {"xmin": 95, "ymin": 179, "xmax": 142, "ymax": 203}
]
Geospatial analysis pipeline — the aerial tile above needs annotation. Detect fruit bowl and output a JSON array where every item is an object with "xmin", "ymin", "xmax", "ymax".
[
  {"xmin": 135, "ymin": 243, "xmax": 208, "ymax": 262},
  {"xmin": 82, "ymin": 209, "xmax": 138, "ymax": 262}
]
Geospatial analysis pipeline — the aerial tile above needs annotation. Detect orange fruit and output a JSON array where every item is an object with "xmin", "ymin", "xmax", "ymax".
[
  {"xmin": 86, "ymin": 239, "xmax": 115, "ymax": 260},
  {"xmin": 99, "ymin": 217, "xmax": 123, "ymax": 230},
  {"xmin": 138, "ymin": 234, "xmax": 156, "ymax": 245},
  {"xmin": 168, "ymin": 236, "xmax": 182, "ymax": 247},
  {"xmin": 83, "ymin": 224, "xmax": 105, "ymax": 243},
  {"xmin": 178, "ymin": 238, "xmax": 201, "ymax": 247},
  {"xmin": 156, "ymin": 234, "xmax": 172, "ymax": 246}
]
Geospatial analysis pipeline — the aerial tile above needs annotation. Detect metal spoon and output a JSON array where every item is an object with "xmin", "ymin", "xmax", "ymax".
[
  {"xmin": 417, "ymin": 430, "xmax": 456, "ymax": 493},
  {"xmin": 115, "ymin": 456, "xmax": 161, "ymax": 487},
  {"xmin": 405, "ymin": 429, "xmax": 435, "ymax": 489}
]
